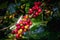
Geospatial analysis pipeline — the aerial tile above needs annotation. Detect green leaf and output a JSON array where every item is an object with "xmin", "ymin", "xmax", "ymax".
[{"xmin": 25, "ymin": 3, "xmax": 30, "ymax": 13}]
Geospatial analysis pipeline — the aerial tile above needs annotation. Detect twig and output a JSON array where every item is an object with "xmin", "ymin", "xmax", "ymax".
[{"xmin": 0, "ymin": 27, "xmax": 10, "ymax": 31}]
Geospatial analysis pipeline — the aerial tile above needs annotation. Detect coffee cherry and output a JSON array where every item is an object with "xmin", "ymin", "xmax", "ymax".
[
  {"xmin": 38, "ymin": 8, "xmax": 42, "ymax": 13},
  {"xmin": 27, "ymin": 18, "xmax": 30, "ymax": 23},
  {"xmin": 29, "ymin": 21, "xmax": 32, "ymax": 25},
  {"xmin": 34, "ymin": 2, "xmax": 42, "ymax": 6},
  {"xmin": 35, "ymin": 12, "xmax": 39, "ymax": 16},
  {"xmin": 12, "ymin": 30, "xmax": 15, "ymax": 34},
  {"xmin": 16, "ymin": 26, "xmax": 21, "ymax": 30},
  {"xmin": 29, "ymin": 8, "xmax": 33, "ymax": 14},
  {"xmin": 21, "ymin": 26, "xmax": 24, "ymax": 29},
  {"xmin": 18, "ymin": 29, "xmax": 23, "ymax": 34},
  {"xmin": 25, "ymin": 25, "xmax": 29, "ymax": 29},
  {"xmin": 34, "ymin": 5, "xmax": 39, "ymax": 10},
  {"xmin": 24, "ymin": 29, "xmax": 27, "ymax": 32},
  {"xmin": 23, "ymin": 21, "xmax": 28, "ymax": 25},
  {"xmin": 34, "ymin": 2, "xmax": 38, "ymax": 6},
  {"xmin": 29, "ymin": 8, "xmax": 33, "ymax": 11},
  {"xmin": 37, "ymin": 2, "xmax": 42, "ymax": 6},
  {"xmin": 14, "ymin": 29, "xmax": 18, "ymax": 34},
  {"xmin": 20, "ymin": 24, "xmax": 23, "ymax": 26},
  {"xmin": 16, "ymin": 34, "xmax": 20, "ymax": 39},
  {"xmin": 19, "ymin": 29, "xmax": 23, "ymax": 33},
  {"xmin": 19, "ymin": 20, "xmax": 23, "ymax": 24},
  {"xmin": 32, "ymin": 15, "xmax": 36, "ymax": 18},
  {"xmin": 32, "ymin": 6, "xmax": 36, "ymax": 10},
  {"xmin": 22, "ymin": 18, "xmax": 27, "ymax": 22},
  {"xmin": 16, "ymin": 24, "xmax": 20, "ymax": 27},
  {"xmin": 20, "ymin": 34, "xmax": 22, "ymax": 38},
  {"xmin": 23, "ymin": 15, "xmax": 29, "ymax": 19}
]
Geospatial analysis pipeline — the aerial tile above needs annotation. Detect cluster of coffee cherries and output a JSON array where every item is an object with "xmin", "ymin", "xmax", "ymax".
[
  {"xmin": 12, "ymin": 15, "xmax": 32, "ymax": 39},
  {"xmin": 28, "ymin": 2, "xmax": 42, "ymax": 18},
  {"xmin": 11, "ymin": 2, "xmax": 42, "ymax": 39}
]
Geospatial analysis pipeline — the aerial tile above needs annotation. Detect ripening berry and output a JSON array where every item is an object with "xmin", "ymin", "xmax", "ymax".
[
  {"xmin": 20, "ymin": 24, "xmax": 23, "ymax": 26},
  {"xmin": 22, "ymin": 18, "xmax": 27, "ymax": 22},
  {"xmin": 18, "ymin": 29, "xmax": 23, "ymax": 34},
  {"xmin": 23, "ymin": 15, "xmax": 29, "ymax": 19},
  {"xmin": 19, "ymin": 20, "xmax": 23, "ymax": 24},
  {"xmin": 25, "ymin": 25, "xmax": 29, "ymax": 29}
]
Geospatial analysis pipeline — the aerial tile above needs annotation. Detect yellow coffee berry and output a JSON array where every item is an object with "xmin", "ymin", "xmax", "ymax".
[
  {"xmin": 18, "ymin": 29, "xmax": 23, "ymax": 34},
  {"xmin": 25, "ymin": 25, "xmax": 29, "ymax": 29},
  {"xmin": 22, "ymin": 18, "xmax": 27, "ymax": 21},
  {"xmin": 25, "ymin": 15, "xmax": 29, "ymax": 19}
]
